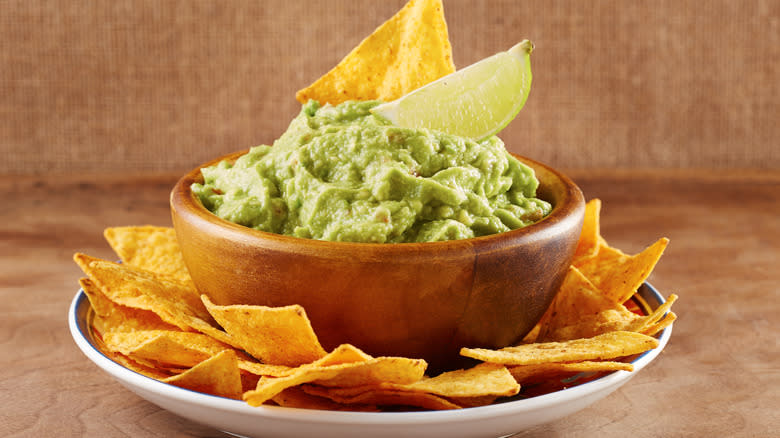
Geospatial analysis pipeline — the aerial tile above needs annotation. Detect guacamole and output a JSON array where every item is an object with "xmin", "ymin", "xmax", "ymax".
[{"xmin": 191, "ymin": 100, "xmax": 551, "ymax": 243}]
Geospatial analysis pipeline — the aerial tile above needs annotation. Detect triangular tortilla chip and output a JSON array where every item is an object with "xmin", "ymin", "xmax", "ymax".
[
  {"xmin": 74, "ymin": 254, "xmax": 212, "ymax": 326},
  {"xmin": 406, "ymin": 362, "xmax": 519, "ymax": 398},
  {"xmin": 74, "ymin": 253, "xmax": 238, "ymax": 349},
  {"xmin": 107, "ymin": 350, "xmax": 174, "ymax": 380},
  {"xmin": 508, "ymin": 360, "xmax": 634, "ymax": 384},
  {"xmin": 238, "ymin": 361, "xmax": 296, "ymax": 378},
  {"xmin": 104, "ymin": 226, "xmax": 194, "ymax": 287},
  {"xmin": 536, "ymin": 266, "xmax": 639, "ymax": 341},
  {"xmin": 101, "ymin": 330, "xmax": 245, "ymax": 369},
  {"xmin": 305, "ymin": 362, "xmax": 518, "ymax": 400},
  {"xmin": 303, "ymin": 385, "xmax": 462, "ymax": 410},
  {"xmin": 79, "ymin": 278, "xmax": 178, "ymax": 336},
  {"xmin": 201, "ymin": 295, "xmax": 327, "ymax": 367},
  {"xmin": 162, "ymin": 350, "xmax": 243, "ymax": 400},
  {"xmin": 243, "ymin": 344, "xmax": 426, "ymax": 406},
  {"xmin": 576, "ymin": 238, "xmax": 669, "ymax": 304},
  {"xmin": 573, "ymin": 199, "xmax": 602, "ymax": 263},
  {"xmin": 272, "ymin": 387, "xmax": 379, "ymax": 411},
  {"xmin": 626, "ymin": 294, "xmax": 678, "ymax": 335},
  {"xmin": 296, "ymin": 0, "xmax": 455, "ymax": 105},
  {"xmin": 460, "ymin": 331, "xmax": 659, "ymax": 365}
]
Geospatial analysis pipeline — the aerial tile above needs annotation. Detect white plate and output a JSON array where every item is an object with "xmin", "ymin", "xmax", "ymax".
[{"xmin": 69, "ymin": 283, "xmax": 672, "ymax": 438}]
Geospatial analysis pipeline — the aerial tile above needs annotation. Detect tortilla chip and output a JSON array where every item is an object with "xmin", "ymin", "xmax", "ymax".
[
  {"xmin": 80, "ymin": 278, "xmax": 178, "ymax": 335},
  {"xmin": 295, "ymin": 0, "xmax": 455, "ymax": 105},
  {"xmin": 406, "ymin": 362, "xmax": 519, "ymax": 398},
  {"xmin": 302, "ymin": 385, "xmax": 461, "ymax": 410},
  {"xmin": 520, "ymin": 322, "xmax": 542, "ymax": 344},
  {"xmin": 104, "ymin": 226, "xmax": 193, "ymax": 287},
  {"xmin": 460, "ymin": 331, "xmax": 659, "ymax": 365},
  {"xmin": 641, "ymin": 311, "xmax": 677, "ymax": 337},
  {"xmin": 576, "ymin": 238, "xmax": 669, "ymax": 304},
  {"xmin": 447, "ymin": 395, "xmax": 500, "ymax": 408},
  {"xmin": 540, "ymin": 309, "xmax": 635, "ymax": 342},
  {"xmin": 243, "ymin": 344, "xmax": 427, "ymax": 407},
  {"xmin": 627, "ymin": 294, "xmax": 678, "ymax": 335},
  {"xmin": 304, "ymin": 362, "xmax": 518, "ymax": 399},
  {"xmin": 74, "ymin": 253, "xmax": 237, "ymax": 348},
  {"xmin": 573, "ymin": 199, "xmax": 602, "ymax": 263},
  {"xmin": 314, "ymin": 343, "xmax": 374, "ymax": 366},
  {"xmin": 538, "ymin": 267, "xmax": 627, "ymax": 336},
  {"xmin": 102, "ymin": 330, "xmax": 241, "ymax": 369},
  {"xmin": 162, "ymin": 350, "xmax": 243, "ymax": 399},
  {"xmin": 540, "ymin": 294, "xmax": 678, "ymax": 342},
  {"xmin": 201, "ymin": 295, "xmax": 326, "ymax": 367},
  {"xmin": 80, "ymin": 276, "xmax": 115, "ymax": 318},
  {"xmin": 107, "ymin": 351, "xmax": 174, "ymax": 380},
  {"xmin": 74, "ymin": 254, "xmax": 208, "ymax": 323},
  {"xmin": 272, "ymin": 387, "xmax": 379, "ymax": 411},
  {"xmin": 297, "ymin": 362, "xmax": 517, "ymax": 409},
  {"xmin": 238, "ymin": 361, "xmax": 296, "ymax": 378},
  {"xmin": 508, "ymin": 360, "xmax": 634, "ymax": 384},
  {"xmin": 536, "ymin": 267, "xmax": 640, "ymax": 341}
]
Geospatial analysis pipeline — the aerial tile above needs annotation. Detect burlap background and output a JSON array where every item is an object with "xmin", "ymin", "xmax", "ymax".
[{"xmin": 2, "ymin": 0, "xmax": 778, "ymax": 175}]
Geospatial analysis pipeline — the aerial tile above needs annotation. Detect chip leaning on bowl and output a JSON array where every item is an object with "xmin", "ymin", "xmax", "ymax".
[{"xmin": 191, "ymin": 100, "xmax": 552, "ymax": 244}]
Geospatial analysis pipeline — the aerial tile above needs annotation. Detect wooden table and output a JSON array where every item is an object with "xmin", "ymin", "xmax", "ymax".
[{"xmin": 2, "ymin": 169, "xmax": 778, "ymax": 437}]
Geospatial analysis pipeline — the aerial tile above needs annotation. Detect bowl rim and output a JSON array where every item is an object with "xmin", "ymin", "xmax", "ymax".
[{"xmin": 170, "ymin": 149, "xmax": 584, "ymax": 255}]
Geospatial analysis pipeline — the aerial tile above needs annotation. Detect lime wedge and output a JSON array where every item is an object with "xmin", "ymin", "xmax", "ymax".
[{"xmin": 370, "ymin": 40, "xmax": 534, "ymax": 141}]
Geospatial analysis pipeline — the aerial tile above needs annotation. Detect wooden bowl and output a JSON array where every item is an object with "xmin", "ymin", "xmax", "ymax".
[{"xmin": 171, "ymin": 150, "xmax": 585, "ymax": 370}]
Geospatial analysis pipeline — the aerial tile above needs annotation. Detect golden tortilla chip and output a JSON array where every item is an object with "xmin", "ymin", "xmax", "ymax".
[
  {"xmin": 460, "ymin": 331, "xmax": 659, "ymax": 365},
  {"xmin": 315, "ymin": 357, "xmax": 427, "ymax": 389},
  {"xmin": 243, "ymin": 344, "xmax": 427, "ymax": 407},
  {"xmin": 296, "ymin": 0, "xmax": 455, "ymax": 105},
  {"xmin": 540, "ymin": 309, "xmax": 636, "ymax": 342},
  {"xmin": 405, "ymin": 362, "xmax": 518, "ymax": 398},
  {"xmin": 508, "ymin": 360, "xmax": 634, "ymax": 384},
  {"xmin": 80, "ymin": 278, "xmax": 178, "ymax": 336},
  {"xmin": 540, "ymin": 295, "xmax": 678, "ymax": 342},
  {"xmin": 314, "ymin": 343, "xmax": 374, "ymax": 366},
  {"xmin": 104, "ymin": 226, "xmax": 193, "ymax": 287},
  {"xmin": 297, "ymin": 362, "xmax": 517, "ymax": 409},
  {"xmin": 533, "ymin": 256, "xmax": 678, "ymax": 342},
  {"xmin": 627, "ymin": 294, "xmax": 678, "ymax": 335},
  {"xmin": 238, "ymin": 361, "xmax": 296, "ymax": 378},
  {"xmin": 573, "ymin": 199, "xmax": 602, "ymax": 263},
  {"xmin": 538, "ymin": 267, "xmax": 626, "ymax": 336},
  {"xmin": 74, "ymin": 254, "xmax": 209, "ymax": 323},
  {"xmin": 447, "ymin": 395, "xmax": 500, "ymax": 408},
  {"xmin": 272, "ymin": 387, "xmax": 379, "ymax": 411},
  {"xmin": 201, "ymin": 295, "xmax": 326, "ymax": 367},
  {"xmin": 303, "ymin": 385, "xmax": 461, "ymax": 410},
  {"xmin": 162, "ymin": 350, "xmax": 243, "ymax": 400},
  {"xmin": 576, "ymin": 238, "xmax": 669, "ymax": 304},
  {"xmin": 108, "ymin": 351, "xmax": 174, "ymax": 380},
  {"xmin": 102, "ymin": 330, "xmax": 240, "ymax": 369},
  {"xmin": 641, "ymin": 311, "xmax": 677, "ymax": 337},
  {"xmin": 520, "ymin": 322, "xmax": 542, "ymax": 344},
  {"xmin": 304, "ymin": 362, "xmax": 518, "ymax": 399},
  {"xmin": 74, "ymin": 253, "xmax": 237, "ymax": 348},
  {"xmin": 536, "ymin": 267, "xmax": 640, "ymax": 341}
]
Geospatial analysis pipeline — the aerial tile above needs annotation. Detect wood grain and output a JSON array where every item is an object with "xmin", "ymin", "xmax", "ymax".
[{"xmin": 1, "ymin": 170, "xmax": 778, "ymax": 437}]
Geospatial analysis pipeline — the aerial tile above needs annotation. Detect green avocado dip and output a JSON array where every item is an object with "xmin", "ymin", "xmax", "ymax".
[{"xmin": 191, "ymin": 100, "xmax": 552, "ymax": 243}]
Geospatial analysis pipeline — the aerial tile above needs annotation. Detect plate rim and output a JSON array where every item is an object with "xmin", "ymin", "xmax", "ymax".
[{"xmin": 68, "ymin": 282, "xmax": 672, "ymax": 425}]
